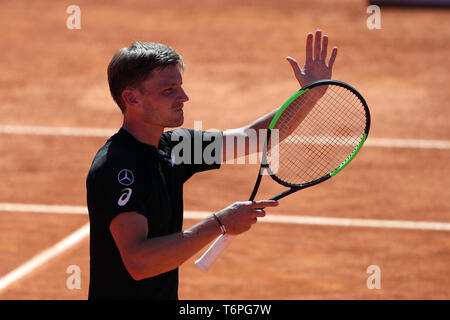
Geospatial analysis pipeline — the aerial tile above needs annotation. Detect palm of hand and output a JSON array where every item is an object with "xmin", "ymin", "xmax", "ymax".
[{"xmin": 287, "ymin": 30, "xmax": 338, "ymax": 88}]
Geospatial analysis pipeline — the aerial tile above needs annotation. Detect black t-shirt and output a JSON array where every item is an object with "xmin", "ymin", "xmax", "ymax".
[{"xmin": 86, "ymin": 128, "xmax": 222, "ymax": 300}]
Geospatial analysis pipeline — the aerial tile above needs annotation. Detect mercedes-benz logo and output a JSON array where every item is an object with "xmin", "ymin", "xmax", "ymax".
[{"xmin": 117, "ymin": 169, "xmax": 134, "ymax": 186}]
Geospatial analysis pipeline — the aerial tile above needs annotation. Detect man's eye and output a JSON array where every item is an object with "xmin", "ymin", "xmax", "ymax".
[{"xmin": 162, "ymin": 88, "xmax": 174, "ymax": 95}]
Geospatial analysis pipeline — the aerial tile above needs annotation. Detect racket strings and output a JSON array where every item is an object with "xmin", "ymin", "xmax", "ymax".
[
  {"xmin": 268, "ymin": 84, "xmax": 367, "ymax": 185},
  {"xmin": 284, "ymin": 87, "xmax": 364, "ymax": 181},
  {"xmin": 292, "ymin": 87, "xmax": 365, "ymax": 179}
]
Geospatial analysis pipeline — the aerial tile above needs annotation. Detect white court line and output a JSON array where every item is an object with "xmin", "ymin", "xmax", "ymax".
[
  {"xmin": 365, "ymin": 138, "xmax": 450, "ymax": 150},
  {"xmin": 0, "ymin": 223, "xmax": 89, "ymax": 292},
  {"xmin": 0, "ymin": 124, "xmax": 449, "ymax": 150},
  {"xmin": 0, "ymin": 125, "xmax": 115, "ymax": 138},
  {"xmin": 0, "ymin": 203, "xmax": 88, "ymax": 215},
  {"xmin": 182, "ymin": 211, "xmax": 450, "ymax": 231},
  {"xmin": 1, "ymin": 202, "xmax": 449, "ymax": 292},
  {"xmin": 1, "ymin": 202, "xmax": 449, "ymax": 231}
]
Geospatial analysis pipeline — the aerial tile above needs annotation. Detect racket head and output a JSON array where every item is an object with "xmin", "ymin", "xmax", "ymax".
[{"xmin": 265, "ymin": 79, "xmax": 370, "ymax": 190}]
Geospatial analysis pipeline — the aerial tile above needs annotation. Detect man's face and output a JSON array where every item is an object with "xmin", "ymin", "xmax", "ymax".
[{"xmin": 135, "ymin": 65, "xmax": 189, "ymax": 128}]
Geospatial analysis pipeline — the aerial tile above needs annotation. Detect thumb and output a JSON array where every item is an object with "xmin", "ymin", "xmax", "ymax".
[{"xmin": 286, "ymin": 56, "xmax": 304, "ymax": 83}]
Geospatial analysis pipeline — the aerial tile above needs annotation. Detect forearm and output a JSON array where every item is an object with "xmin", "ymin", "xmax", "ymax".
[
  {"xmin": 223, "ymin": 89, "xmax": 321, "ymax": 161},
  {"xmin": 246, "ymin": 89, "xmax": 321, "ymax": 143},
  {"xmin": 244, "ymin": 108, "xmax": 278, "ymax": 134},
  {"xmin": 222, "ymin": 109, "xmax": 278, "ymax": 162},
  {"xmin": 129, "ymin": 215, "xmax": 222, "ymax": 280},
  {"xmin": 276, "ymin": 89, "xmax": 321, "ymax": 140}
]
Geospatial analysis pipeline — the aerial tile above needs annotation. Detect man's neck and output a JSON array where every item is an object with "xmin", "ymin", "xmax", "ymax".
[{"xmin": 121, "ymin": 120, "xmax": 163, "ymax": 148}]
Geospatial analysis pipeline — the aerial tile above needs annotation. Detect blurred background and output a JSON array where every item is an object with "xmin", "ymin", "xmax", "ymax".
[{"xmin": 0, "ymin": 0, "xmax": 449, "ymax": 299}]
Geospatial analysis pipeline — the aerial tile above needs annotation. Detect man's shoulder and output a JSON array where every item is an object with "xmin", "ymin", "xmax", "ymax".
[
  {"xmin": 160, "ymin": 128, "xmax": 222, "ymax": 148},
  {"xmin": 87, "ymin": 131, "xmax": 142, "ymax": 180},
  {"xmin": 89, "ymin": 136, "xmax": 120, "ymax": 169}
]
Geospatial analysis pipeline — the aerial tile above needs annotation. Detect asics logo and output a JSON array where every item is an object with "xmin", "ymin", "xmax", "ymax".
[
  {"xmin": 118, "ymin": 188, "xmax": 132, "ymax": 206},
  {"xmin": 118, "ymin": 169, "xmax": 134, "ymax": 186}
]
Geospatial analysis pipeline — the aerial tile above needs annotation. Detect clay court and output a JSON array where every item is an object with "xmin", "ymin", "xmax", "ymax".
[{"xmin": 0, "ymin": 0, "xmax": 449, "ymax": 300}]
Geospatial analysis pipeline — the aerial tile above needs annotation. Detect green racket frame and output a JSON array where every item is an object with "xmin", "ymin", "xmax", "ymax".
[{"xmin": 249, "ymin": 79, "xmax": 371, "ymax": 202}]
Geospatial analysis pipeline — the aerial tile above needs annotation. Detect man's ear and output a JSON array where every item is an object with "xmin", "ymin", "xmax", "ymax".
[{"xmin": 121, "ymin": 88, "xmax": 141, "ymax": 109}]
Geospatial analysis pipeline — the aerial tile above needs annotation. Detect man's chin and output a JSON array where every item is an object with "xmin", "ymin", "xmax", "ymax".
[{"xmin": 166, "ymin": 117, "xmax": 184, "ymax": 128}]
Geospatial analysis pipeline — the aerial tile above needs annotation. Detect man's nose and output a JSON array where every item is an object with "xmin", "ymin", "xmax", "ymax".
[{"xmin": 178, "ymin": 87, "xmax": 189, "ymax": 102}]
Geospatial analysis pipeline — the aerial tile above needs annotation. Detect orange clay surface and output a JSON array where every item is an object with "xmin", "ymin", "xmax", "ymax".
[{"xmin": 0, "ymin": 0, "xmax": 449, "ymax": 299}]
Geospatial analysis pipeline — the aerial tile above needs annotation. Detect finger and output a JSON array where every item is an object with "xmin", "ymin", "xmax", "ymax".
[
  {"xmin": 286, "ymin": 56, "xmax": 303, "ymax": 82},
  {"xmin": 314, "ymin": 29, "xmax": 322, "ymax": 61},
  {"xmin": 328, "ymin": 46, "xmax": 338, "ymax": 69},
  {"xmin": 320, "ymin": 35, "xmax": 328, "ymax": 61},
  {"xmin": 305, "ymin": 32, "xmax": 313, "ymax": 63},
  {"xmin": 252, "ymin": 209, "xmax": 266, "ymax": 218},
  {"xmin": 249, "ymin": 200, "xmax": 279, "ymax": 209}
]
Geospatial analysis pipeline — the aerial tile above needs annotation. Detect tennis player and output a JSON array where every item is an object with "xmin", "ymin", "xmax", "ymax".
[{"xmin": 86, "ymin": 30, "xmax": 337, "ymax": 300}]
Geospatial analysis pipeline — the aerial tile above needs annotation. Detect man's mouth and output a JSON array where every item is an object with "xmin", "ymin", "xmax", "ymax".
[{"xmin": 173, "ymin": 105, "xmax": 184, "ymax": 112}]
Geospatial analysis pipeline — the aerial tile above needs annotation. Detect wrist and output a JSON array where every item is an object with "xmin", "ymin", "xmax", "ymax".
[{"xmin": 212, "ymin": 213, "xmax": 226, "ymax": 235}]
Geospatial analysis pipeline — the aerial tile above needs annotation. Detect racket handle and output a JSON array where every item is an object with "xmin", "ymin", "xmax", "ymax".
[{"xmin": 194, "ymin": 234, "xmax": 236, "ymax": 271}]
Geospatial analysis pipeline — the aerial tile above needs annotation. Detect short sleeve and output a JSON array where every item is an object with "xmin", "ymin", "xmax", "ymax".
[
  {"xmin": 162, "ymin": 129, "xmax": 223, "ymax": 183},
  {"xmin": 88, "ymin": 157, "xmax": 150, "ymax": 227}
]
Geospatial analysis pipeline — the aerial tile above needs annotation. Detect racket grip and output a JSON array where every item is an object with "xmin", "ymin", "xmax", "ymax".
[{"xmin": 194, "ymin": 234, "xmax": 236, "ymax": 271}]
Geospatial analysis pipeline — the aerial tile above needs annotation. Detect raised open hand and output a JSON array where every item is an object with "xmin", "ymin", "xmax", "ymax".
[{"xmin": 287, "ymin": 30, "xmax": 338, "ymax": 87}]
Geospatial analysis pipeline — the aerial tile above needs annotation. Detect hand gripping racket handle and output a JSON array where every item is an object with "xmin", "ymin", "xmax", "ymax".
[
  {"xmin": 194, "ymin": 234, "xmax": 236, "ymax": 271},
  {"xmin": 195, "ymin": 131, "xmax": 271, "ymax": 271}
]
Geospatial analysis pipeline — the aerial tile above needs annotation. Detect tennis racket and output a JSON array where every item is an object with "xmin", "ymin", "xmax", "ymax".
[{"xmin": 195, "ymin": 79, "xmax": 371, "ymax": 271}]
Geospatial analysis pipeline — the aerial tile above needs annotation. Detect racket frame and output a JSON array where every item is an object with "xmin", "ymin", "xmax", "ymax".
[{"xmin": 251, "ymin": 79, "xmax": 370, "ymax": 201}]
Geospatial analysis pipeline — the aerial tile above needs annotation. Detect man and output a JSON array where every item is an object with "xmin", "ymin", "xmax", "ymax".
[{"xmin": 86, "ymin": 30, "xmax": 337, "ymax": 300}]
